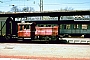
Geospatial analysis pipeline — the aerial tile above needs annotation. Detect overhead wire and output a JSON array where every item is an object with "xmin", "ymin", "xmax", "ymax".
[
  {"xmin": 0, "ymin": 0, "xmax": 90, "ymax": 10},
  {"xmin": 0, "ymin": 0, "xmax": 89, "ymax": 6}
]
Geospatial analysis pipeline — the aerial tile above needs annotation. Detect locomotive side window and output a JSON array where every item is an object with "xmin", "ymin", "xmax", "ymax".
[
  {"xmin": 48, "ymin": 25, "xmax": 51, "ymax": 27},
  {"xmin": 44, "ymin": 25, "xmax": 46, "ymax": 27},
  {"xmin": 47, "ymin": 24, "xmax": 51, "ymax": 27},
  {"xmin": 41, "ymin": 25, "xmax": 44, "ymax": 27}
]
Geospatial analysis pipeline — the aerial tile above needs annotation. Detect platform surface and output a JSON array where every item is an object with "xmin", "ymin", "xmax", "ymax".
[{"xmin": 0, "ymin": 43, "xmax": 90, "ymax": 60}]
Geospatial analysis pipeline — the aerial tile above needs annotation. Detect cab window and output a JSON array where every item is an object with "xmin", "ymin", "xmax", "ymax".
[
  {"xmin": 20, "ymin": 25, "xmax": 23, "ymax": 30},
  {"xmin": 24, "ymin": 25, "xmax": 30, "ymax": 29}
]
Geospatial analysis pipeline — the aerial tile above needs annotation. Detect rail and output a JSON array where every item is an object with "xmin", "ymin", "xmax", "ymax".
[{"xmin": 62, "ymin": 38, "xmax": 90, "ymax": 43}]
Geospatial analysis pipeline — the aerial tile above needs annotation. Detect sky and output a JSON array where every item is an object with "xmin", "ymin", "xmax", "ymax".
[{"xmin": 0, "ymin": 0, "xmax": 90, "ymax": 12}]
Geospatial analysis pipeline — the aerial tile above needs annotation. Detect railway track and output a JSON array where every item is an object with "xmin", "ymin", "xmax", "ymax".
[
  {"xmin": 62, "ymin": 38, "xmax": 90, "ymax": 44},
  {"xmin": 0, "ymin": 36, "xmax": 90, "ymax": 44}
]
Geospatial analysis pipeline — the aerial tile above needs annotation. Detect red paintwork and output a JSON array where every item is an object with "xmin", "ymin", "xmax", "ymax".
[
  {"xmin": 35, "ymin": 26, "xmax": 58, "ymax": 36},
  {"xmin": 18, "ymin": 24, "xmax": 58, "ymax": 38},
  {"xmin": 18, "ymin": 29, "xmax": 31, "ymax": 38}
]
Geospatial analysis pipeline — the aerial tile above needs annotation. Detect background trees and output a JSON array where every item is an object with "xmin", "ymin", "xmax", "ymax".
[{"xmin": 10, "ymin": 6, "xmax": 35, "ymax": 13}]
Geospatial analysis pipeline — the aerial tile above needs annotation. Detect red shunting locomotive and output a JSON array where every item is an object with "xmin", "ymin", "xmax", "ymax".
[{"xmin": 17, "ymin": 22, "xmax": 58, "ymax": 40}]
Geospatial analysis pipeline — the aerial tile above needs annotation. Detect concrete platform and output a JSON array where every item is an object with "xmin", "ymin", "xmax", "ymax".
[{"xmin": 0, "ymin": 43, "xmax": 90, "ymax": 60}]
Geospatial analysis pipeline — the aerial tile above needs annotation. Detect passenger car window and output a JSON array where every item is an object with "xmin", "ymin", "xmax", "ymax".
[
  {"xmin": 82, "ymin": 24, "xmax": 87, "ymax": 29},
  {"xmin": 74, "ymin": 24, "xmax": 78, "ymax": 29}
]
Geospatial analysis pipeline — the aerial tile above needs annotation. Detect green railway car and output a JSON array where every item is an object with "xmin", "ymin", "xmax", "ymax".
[
  {"xmin": 0, "ymin": 17, "xmax": 7, "ymax": 36},
  {"xmin": 0, "ymin": 21, "xmax": 6, "ymax": 36},
  {"xmin": 60, "ymin": 24, "xmax": 90, "ymax": 37}
]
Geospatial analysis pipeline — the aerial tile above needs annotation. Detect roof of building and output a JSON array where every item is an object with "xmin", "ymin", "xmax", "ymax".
[{"xmin": 0, "ymin": 10, "xmax": 90, "ymax": 17}]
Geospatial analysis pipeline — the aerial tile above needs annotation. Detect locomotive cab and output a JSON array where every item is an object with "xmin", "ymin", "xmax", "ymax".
[{"xmin": 17, "ymin": 22, "xmax": 36, "ymax": 40}]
